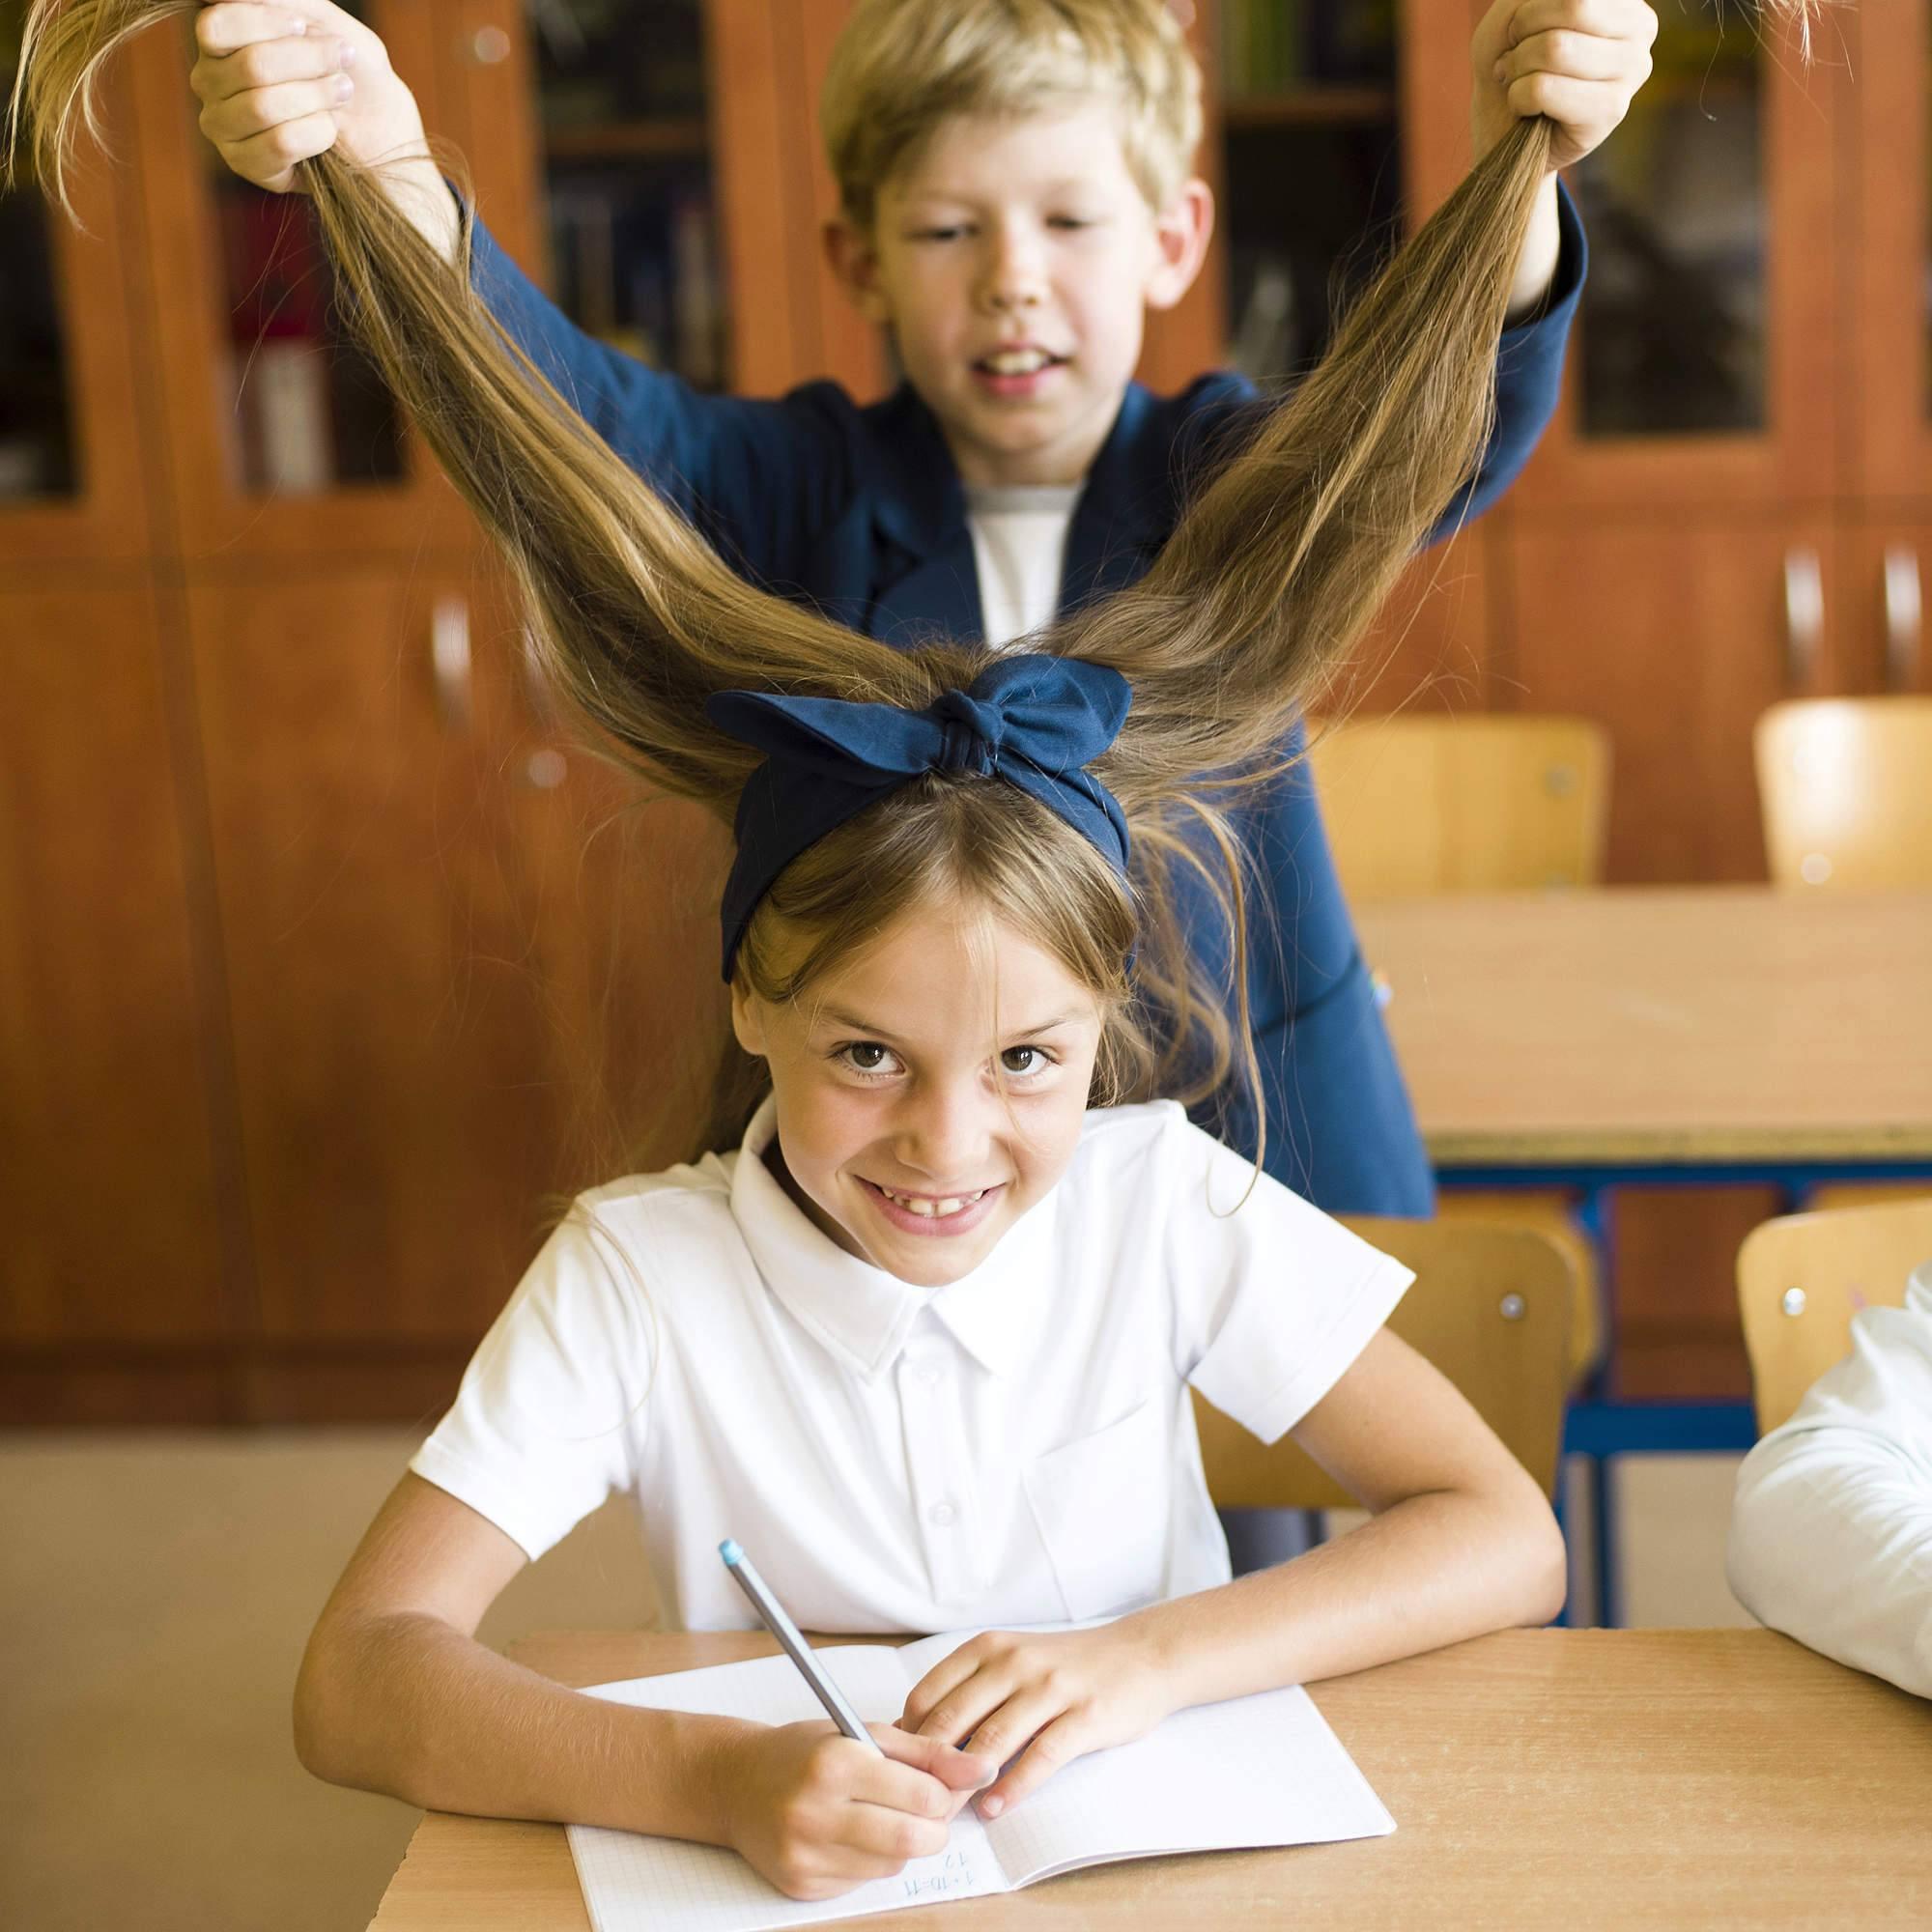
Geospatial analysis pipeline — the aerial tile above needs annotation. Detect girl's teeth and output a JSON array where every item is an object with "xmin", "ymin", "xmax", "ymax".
[{"xmin": 880, "ymin": 1186, "xmax": 987, "ymax": 1217}]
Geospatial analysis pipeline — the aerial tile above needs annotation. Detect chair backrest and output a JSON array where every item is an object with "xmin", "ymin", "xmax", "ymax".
[
  {"xmin": 1735, "ymin": 1196, "xmax": 1932, "ymax": 1435},
  {"xmin": 1192, "ymin": 1218, "xmax": 1575, "ymax": 1510},
  {"xmin": 1754, "ymin": 696, "xmax": 1932, "ymax": 889},
  {"xmin": 1306, "ymin": 714, "xmax": 1610, "ymax": 898}
]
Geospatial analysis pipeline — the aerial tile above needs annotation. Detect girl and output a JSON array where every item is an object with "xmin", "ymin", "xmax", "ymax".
[{"xmin": 13, "ymin": 0, "xmax": 1818, "ymax": 1905}]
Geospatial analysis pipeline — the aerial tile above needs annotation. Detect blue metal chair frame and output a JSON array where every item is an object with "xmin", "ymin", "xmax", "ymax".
[{"xmin": 1442, "ymin": 1156, "xmax": 1932, "ymax": 1626}]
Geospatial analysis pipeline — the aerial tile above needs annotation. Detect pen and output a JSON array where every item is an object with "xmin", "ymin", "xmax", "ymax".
[{"xmin": 720, "ymin": 1539, "xmax": 884, "ymax": 1754}]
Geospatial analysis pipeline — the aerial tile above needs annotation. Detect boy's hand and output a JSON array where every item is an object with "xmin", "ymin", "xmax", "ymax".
[
  {"xmin": 1471, "ymin": 0, "xmax": 1659, "ymax": 173},
  {"xmin": 901, "ymin": 1624, "xmax": 1175, "ymax": 1816},
  {"xmin": 189, "ymin": 1, "xmax": 428, "ymax": 194},
  {"xmin": 721, "ymin": 1719, "xmax": 997, "ymax": 1901}
]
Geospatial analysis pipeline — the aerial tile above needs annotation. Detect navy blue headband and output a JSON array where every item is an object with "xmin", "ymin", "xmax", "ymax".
[{"xmin": 705, "ymin": 654, "xmax": 1133, "ymax": 980}]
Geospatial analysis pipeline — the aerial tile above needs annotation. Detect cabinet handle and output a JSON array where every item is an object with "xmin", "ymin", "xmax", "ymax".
[
  {"xmin": 431, "ymin": 595, "xmax": 472, "ymax": 728},
  {"xmin": 1884, "ymin": 545, "xmax": 1921, "ymax": 692},
  {"xmin": 467, "ymin": 25, "xmax": 510, "ymax": 64},
  {"xmin": 1782, "ymin": 546, "xmax": 1823, "ymax": 689}
]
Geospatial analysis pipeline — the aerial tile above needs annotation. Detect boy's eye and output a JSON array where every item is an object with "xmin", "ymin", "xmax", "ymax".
[{"xmin": 912, "ymin": 224, "xmax": 970, "ymax": 242}]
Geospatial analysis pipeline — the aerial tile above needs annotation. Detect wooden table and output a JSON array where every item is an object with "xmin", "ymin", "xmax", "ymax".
[
  {"xmin": 1358, "ymin": 886, "xmax": 1932, "ymax": 1619},
  {"xmin": 1356, "ymin": 887, "xmax": 1932, "ymax": 1170},
  {"xmin": 369, "ymin": 1627, "xmax": 1932, "ymax": 1930}
]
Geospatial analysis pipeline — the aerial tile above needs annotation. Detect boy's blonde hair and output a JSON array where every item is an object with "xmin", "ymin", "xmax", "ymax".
[{"xmin": 820, "ymin": 0, "xmax": 1205, "ymax": 227}]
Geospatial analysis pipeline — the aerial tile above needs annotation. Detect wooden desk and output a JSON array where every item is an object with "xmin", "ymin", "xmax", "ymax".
[
  {"xmin": 1356, "ymin": 887, "xmax": 1932, "ymax": 1169},
  {"xmin": 369, "ymin": 1628, "xmax": 1932, "ymax": 1930}
]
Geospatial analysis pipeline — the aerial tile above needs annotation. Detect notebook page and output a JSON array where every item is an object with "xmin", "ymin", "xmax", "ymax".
[
  {"xmin": 981, "ymin": 1684, "xmax": 1395, "ymax": 1886},
  {"xmin": 566, "ymin": 1647, "xmax": 1007, "ymax": 1932}
]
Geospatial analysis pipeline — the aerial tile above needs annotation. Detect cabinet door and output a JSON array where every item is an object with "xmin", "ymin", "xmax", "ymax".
[
  {"xmin": 451, "ymin": 0, "xmax": 799, "ymax": 396},
  {"xmin": 120, "ymin": 3, "xmax": 474, "ymax": 558},
  {"xmin": 1840, "ymin": 522, "xmax": 1931, "ymax": 694},
  {"xmin": 0, "ymin": 587, "xmax": 230, "ymax": 1361},
  {"xmin": 0, "ymin": 43, "xmax": 156, "ymax": 568},
  {"xmin": 1508, "ymin": 520, "xmax": 1840, "ymax": 883},
  {"xmin": 185, "ymin": 565, "xmax": 556, "ymax": 1345},
  {"xmin": 1850, "ymin": 0, "xmax": 1932, "ymax": 502},
  {"xmin": 1511, "ymin": 3, "xmax": 1838, "ymax": 508}
]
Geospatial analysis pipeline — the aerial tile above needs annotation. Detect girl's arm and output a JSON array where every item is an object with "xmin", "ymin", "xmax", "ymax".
[
  {"xmin": 901, "ymin": 1328, "xmax": 1566, "ymax": 1815},
  {"xmin": 297, "ymin": 1473, "xmax": 994, "ymax": 1899}
]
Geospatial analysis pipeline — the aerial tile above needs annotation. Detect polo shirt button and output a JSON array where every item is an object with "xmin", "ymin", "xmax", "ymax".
[
  {"xmin": 917, "ymin": 1364, "xmax": 942, "ymax": 1388},
  {"xmin": 928, "ymin": 1500, "xmax": 957, "ymax": 1528}
]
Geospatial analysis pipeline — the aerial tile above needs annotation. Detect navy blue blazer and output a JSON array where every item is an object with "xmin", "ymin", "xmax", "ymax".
[{"xmin": 469, "ymin": 187, "xmax": 1586, "ymax": 1214}]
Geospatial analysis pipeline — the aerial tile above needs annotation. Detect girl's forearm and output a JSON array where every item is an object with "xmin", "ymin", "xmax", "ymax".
[
  {"xmin": 1501, "ymin": 172, "xmax": 1562, "ymax": 323},
  {"xmin": 1130, "ymin": 1486, "xmax": 1567, "ymax": 1713},
  {"xmin": 294, "ymin": 1608, "xmax": 747, "ymax": 1840}
]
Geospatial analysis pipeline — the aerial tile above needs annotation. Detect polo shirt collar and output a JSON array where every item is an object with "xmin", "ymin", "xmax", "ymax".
[{"xmin": 730, "ymin": 1096, "xmax": 1057, "ymax": 1381}]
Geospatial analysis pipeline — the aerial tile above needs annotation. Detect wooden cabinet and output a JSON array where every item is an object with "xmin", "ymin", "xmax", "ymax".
[{"xmin": 5, "ymin": 0, "xmax": 1923, "ymax": 1421}]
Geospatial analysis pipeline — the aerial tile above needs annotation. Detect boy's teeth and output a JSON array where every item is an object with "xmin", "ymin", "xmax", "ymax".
[
  {"xmin": 983, "ymin": 349, "xmax": 1050, "ymax": 375},
  {"xmin": 879, "ymin": 1185, "xmax": 987, "ymax": 1217}
]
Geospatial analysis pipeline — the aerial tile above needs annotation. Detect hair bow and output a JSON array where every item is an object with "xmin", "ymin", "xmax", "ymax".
[{"xmin": 705, "ymin": 654, "xmax": 1132, "ymax": 979}]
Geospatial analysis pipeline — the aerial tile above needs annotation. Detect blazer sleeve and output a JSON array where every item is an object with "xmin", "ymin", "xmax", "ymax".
[{"xmin": 464, "ymin": 205, "xmax": 859, "ymax": 586}]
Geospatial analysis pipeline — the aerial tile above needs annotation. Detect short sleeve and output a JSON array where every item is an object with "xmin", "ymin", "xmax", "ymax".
[
  {"xmin": 1160, "ymin": 1110, "xmax": 1413, "ymax": 1444},
  {"xmin": 411, "ymin": 1207, "xmax": 656, "ymax": 1562}
]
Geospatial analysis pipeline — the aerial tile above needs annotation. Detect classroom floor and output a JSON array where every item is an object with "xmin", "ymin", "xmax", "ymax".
[{"xmin": 0, "ymin": 1435, "xmax": 1757, "ymax": 1932}]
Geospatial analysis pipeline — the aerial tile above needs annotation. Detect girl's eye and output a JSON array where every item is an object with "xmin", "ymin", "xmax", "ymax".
[
  {"xmin": 999, "ymin": 1044, "xmax": 1054, "ymax": 1078},
  {"xmin": 838, "ymin": 1041, "xmax": 902, "ymax": 1077}
]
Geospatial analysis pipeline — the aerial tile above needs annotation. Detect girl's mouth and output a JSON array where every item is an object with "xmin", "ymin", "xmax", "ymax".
[{"xmin": 860, "ymin": 1178, "xmax": 1006, "ymax": 1236}]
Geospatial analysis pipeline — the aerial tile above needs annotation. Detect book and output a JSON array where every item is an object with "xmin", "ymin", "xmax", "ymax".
[{"xmin": 566, "ymin": 1628, "xmax": 1395, "ymax": 1932}]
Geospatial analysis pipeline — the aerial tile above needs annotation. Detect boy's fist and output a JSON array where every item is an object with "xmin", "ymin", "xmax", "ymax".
[
  {"xmin": 1471, "ymin": 0, "xmax": 1659, "ymax": 173},
  {"xmin": 189, "ymin": 0, "xmax": 426, "ymax": 193}
]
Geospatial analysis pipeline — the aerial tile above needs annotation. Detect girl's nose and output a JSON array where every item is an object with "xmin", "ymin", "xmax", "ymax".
[{"xmin": 895, "ymin": 1085, "xmax": 994, "ymax": 1181}]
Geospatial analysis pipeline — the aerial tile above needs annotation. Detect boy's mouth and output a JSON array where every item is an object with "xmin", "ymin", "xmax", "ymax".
[{"xmin": 971, "ymin": 347, "xmax": 1067, "ymax": 398}]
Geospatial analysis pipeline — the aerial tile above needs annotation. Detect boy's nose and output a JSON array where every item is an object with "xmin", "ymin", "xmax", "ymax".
[{"xmin": 979, "ymin": 232, "xmax": 1047, "ymax": 314}]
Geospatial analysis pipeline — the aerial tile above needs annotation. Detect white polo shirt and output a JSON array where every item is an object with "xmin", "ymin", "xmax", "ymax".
[{"xmin": 412, "ymin": 1098, "xmax": 1410, "ymax": 1634}]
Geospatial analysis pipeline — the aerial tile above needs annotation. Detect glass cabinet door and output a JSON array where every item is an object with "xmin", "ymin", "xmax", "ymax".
[
  {"xmin": 0, "ymin": 0, "xmax": 154, "ymax": 566},
  {"xmin": 1517, "ymin": 0, "xmax": 1837, "ymax": 507},
  {"xmin": 121, "ymin": 3, "xmax": 473, "ymax": 557},
  {"xmin": 453, "ymin": 0, "xmax": 823, "ymax": 396}
]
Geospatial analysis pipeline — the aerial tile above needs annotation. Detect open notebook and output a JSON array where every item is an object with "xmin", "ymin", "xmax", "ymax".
[{"xmin": 566, "ymin": 1629, "xmax": 1395, "ymax": 1932}]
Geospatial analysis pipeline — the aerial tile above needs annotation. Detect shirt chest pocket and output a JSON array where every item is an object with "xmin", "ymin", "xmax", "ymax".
[{"xmin": 1022, "ymin": 1396, "xmax": 1172, "ymax": 1622}]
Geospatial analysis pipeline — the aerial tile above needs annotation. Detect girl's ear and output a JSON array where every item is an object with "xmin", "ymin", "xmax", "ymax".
[{"xmin": 730, "ymin": 982, "xmax": 770, "ymax": 1059}]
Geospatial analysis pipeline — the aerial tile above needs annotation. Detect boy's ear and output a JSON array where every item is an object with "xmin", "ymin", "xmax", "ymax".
[
  {"xmin": 823, "ymin": 216, "xmax": 895, "ymax": 325},
  {"xmin": 730, "ymin": 981, "xmax": 770, "ymax": 1059},
  {"xmin": 1145, "ymin": 177, "xmax": 1215, "ymax": 312}
]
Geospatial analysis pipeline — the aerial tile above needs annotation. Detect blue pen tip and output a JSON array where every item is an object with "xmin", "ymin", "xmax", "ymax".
[{"xmin": 719, "ymin": 1539, "xmax": 743, "ymax": 1565}]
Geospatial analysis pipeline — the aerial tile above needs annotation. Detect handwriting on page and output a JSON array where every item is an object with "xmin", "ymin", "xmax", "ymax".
[{"xmin": 900, "ymin": 1846, "xmax": 982, "ymax": 1901}]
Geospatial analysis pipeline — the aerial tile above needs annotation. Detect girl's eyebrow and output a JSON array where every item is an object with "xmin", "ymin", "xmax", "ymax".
[{"xmin": 817, "ymin": 1006, "xmax": 1088, "ymax": 1037}]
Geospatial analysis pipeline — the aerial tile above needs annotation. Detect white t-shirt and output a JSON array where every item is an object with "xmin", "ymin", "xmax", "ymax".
[
  {"xmin": 964, "ymin": 483, "xmax": 1080, "ymax": 647},
  {"xmin": 1728, "ymin": 1260, "xmax": 1932, "ymax": 1699},
  {"xmin": 412, "ymin": 1097, "xmax": 1410, "ymax": 1634}
]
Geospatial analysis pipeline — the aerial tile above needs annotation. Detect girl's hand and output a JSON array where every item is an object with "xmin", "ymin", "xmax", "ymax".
[
  {"xmin": 190, "ymin": 1, "xmax": 428, "ymax": 194},
  {"xmin": 901, "ymin": 1624, "xmax": 1177, "ymax": 1816},
  {"xmin": 720, "ymin": 1720, "xmax": 998, "ymax": 1901},
  {"xmin": 1471, "ymin": 0, "xmax": 1659, "ymax": 173}
]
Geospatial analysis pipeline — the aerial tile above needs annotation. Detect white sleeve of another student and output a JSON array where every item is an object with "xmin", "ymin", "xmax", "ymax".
[
  {"xmin": 411, "ymin": 1207, "xmax": 655, "ymax": 1562},
  {"xmin": 1159, "ymin": 1110, "xmax": 1413, "ymax": 1446},
  {"xmin": 1727, "ymin": 1263, "xmax": 1932, "ymax": 1700}
]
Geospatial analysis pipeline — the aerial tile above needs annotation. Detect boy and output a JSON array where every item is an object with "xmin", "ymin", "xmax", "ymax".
[{"xmin": 187, "ymin": 0, "xmax": 1658, "ymax": 1215}]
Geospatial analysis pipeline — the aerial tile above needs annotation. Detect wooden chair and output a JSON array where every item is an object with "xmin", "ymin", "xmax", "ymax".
[
  {"xmin": 1753, "ymin": 696, "xmax": 1932, "ymax": 891},
  {"xmin": 1735, "ymin": 1196, "xmax": 1932, "ymax": 1435},
  {"xmin": 1307, "ymin": 713, "xmax": 1610, "ymax": 898},
  {"xmin": 1193, "ymin": 1218, "xmax": 1575, "ymax": 1510},
  {"xmin": 1307, "ymin": 713, "xmax": 1611, "ymax": 1383}
]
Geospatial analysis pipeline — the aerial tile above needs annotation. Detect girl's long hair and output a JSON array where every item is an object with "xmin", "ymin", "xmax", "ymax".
[{"xmin": 10, "ymin": 0, "xmax": 1824, "ymax": 1164}]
